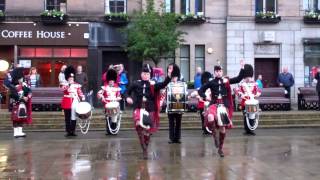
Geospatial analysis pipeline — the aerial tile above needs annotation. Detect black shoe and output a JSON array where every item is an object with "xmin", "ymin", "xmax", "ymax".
[
  {"xmin": 218, "ymin": 149, "xmax": 224, "ymax": 157},
  {"xmin": 168, "ymin": 140, "xmax": 174, "ymax": 144},
  {"xmin": 70, "ymin": 132, "xmax": 77, "ymax": 136},
  {"xmin": 64, "ymin": 133, "xmax": 72, "ymax": 137},
  {"xmin": 174, "ymin": 140, "xmax": 181, "ymax": 144},
  {"xmin": 243, "ymin": 132, "xmax": 256, "ymax": 136},
  {"xmin": 203, "ymin": 131, "xmax": 210, "ymax": 135}
]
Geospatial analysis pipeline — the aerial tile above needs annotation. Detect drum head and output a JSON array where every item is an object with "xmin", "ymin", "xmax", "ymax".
[{"xmin": 76, "ymin": 102, "xmax": 92, "ymax": 115}]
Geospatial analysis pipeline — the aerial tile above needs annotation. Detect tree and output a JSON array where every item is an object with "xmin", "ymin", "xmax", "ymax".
[{"xmin": 124, "ymin": 0, "xmax": 185, "ymax": 66}]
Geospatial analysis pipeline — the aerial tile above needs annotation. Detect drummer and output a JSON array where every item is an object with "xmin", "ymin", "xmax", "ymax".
[
  {"xmin": 235, "ymin": 64, "xmax": 261, "ymax": 135},
  {"xmin": 165, "ymin": 63, "xmax": 185, "ymax": 144},
  {"xmin": 97, "ymin": 67, "xmax": 122, "ymax": 134},
  {"xmin": 61, "ymin": 66, "xmax": 85, "ymax": 137}
]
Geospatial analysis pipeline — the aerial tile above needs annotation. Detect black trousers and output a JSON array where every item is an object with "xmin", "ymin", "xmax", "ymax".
[
  {"xmin": 318, "ymin": 92, "xmax": 320, "ymax": 110},
  {"xmin": 168, "ymin": 113, "xmax": 182, "ymax": 141},
  {"xmin": 284, "ymin": 86, "xmax": 291, "ymax": 99},
  {"xmin": 64, "ymin": 109, "xmax": 76, "ymax": 133},
  {"xmin": 120, "ymin": 94, "xmax": 125, "ymax": 111}
]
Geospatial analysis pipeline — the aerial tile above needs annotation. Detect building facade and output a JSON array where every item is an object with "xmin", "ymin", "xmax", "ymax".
[
  {"xmin": 226, "ymin": 0, "xmax": 320, "ymax": 100},
  {"xmin": 1, "ymin": 0, "xmax": 316, "ymax": 107}
]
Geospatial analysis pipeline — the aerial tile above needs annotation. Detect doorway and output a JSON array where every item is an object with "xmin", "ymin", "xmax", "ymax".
[{"xmin": 254, "ymin": 58, "xmax": 279, "ymax": 87}]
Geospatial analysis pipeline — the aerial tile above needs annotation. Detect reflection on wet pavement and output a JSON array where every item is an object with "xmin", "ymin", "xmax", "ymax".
[{"xmin": 0, "ymin": 129, "xmax": 320, "ymax": 179}]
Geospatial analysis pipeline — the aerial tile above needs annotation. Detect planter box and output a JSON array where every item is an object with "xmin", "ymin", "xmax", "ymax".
[
  {"xmin": 304, "ymin": 17, "xmax": 320, "ymax": 24},
  {"xmin": 104, "ymin": 16, "xmax": 129, "ymax": 25},
  {"xmin": 40, "ymin": 15, "xmax": 67, "ymax": 25},
  {"xmin": 180, "ymin": 17, "xmax": 206, "ymax": 25},
  {"xmin": 0, "ymin": 16, "xmax": 5, "ymax": 22},
  {"xmin": 255, "ymin": 16, "xmax": 281, "ymax": 24}
]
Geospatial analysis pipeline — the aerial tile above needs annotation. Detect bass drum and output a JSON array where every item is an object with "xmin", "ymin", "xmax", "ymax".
[{"xmin": 76, "ymin": 101, "xmax": 93, "ymax": 134}]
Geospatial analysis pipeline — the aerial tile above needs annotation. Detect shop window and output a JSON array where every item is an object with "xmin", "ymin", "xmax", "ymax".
[
  {"xmin": 35, "ymin": 48, "xmax": 52, "ymax": 57},
  {"xmin": 165, "ymin": 0, "xmax": 175, "ymax": 13},
  {"xmin": 53, "ymin": 48, "xmax": 70, "ymax": 57},
  {"xmin": 19, "ymin": 48, "xmax": 35, "ymax": 57},
  {"xmin": 303, "ymin": 0, "xmax": 320, "ymax": 11},
  {"xmin": 0, "ymin": 0, "xmax": 5, "ymax": 12},
  {"xmin": 195, "ymin": 0, "xmax": 204, "ymax": 16},
  {"xmin": 256, "ymin": 0, "xmax": 277, "ymax": 13},
  {"xmin": 45, "ymin": 0, "xmax": 67, "ymax": 13},
  {"xmin": 180, "ymin": 45, "xmax": 190, "ymax": 82},
  {"xmin": 162, "ymin": 51, "xmax": 175, "ymax": 76},
  {"xmin": 195, "ymin": 45, "xmax": 205, "ymax": 73},
  {"xmin": 304, "ymin": 44, "xmax": 320, "ymax": 86},
  {"xmin": 180, "ymin": 0, "xmax": 190, "ymax": 15},
  {"xmin": 105, "ymin": 0, "xmax": 126, "ymax": 14},
  {"xmin": 71, "ymin": 48, "xmax": 88, "ymax": 58}
]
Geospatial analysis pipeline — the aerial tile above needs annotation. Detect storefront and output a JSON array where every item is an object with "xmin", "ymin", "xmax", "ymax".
[{"xmin": 0, "ymin": 22, "xmax": 89, "ymax": 107}]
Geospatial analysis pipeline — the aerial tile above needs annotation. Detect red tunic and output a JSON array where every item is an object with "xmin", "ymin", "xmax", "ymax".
[
  {"xmin": 97, "ymin": 84, "xmax": 121, "ymax": 105},
  {"xmin": 60, "ymin": 83, "xmax": 84, "ymax": 109},
  {"xmin": 235, "ymin": 81, "xmax": 261, "ymax": 109}
]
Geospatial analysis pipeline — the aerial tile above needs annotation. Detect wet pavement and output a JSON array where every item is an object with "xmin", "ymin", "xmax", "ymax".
[{"xmin": 0, "ymin": 128, "xmax": 320, "ymax": 179}]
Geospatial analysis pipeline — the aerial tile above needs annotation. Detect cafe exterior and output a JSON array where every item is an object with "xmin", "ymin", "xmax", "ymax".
[{"xmin": 0, "ymin": 22, "xmax": 89, "ymax": 108}]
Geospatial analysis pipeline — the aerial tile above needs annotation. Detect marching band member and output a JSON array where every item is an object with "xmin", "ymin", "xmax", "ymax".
[
  {"xmin": 126, "ymin": 64, "xmax": 172, "ymax": 159},
  {"xmin": 166, "ymin": 64, "xmax": 184, "ymax": 144},
  {"xmin": 235, "ymin": 64, "xmax": 261, "ymax": 135},
  {"xmin": 97, "ymin": 67, "xmax": 122, "ymax": 134},
  {"xmin": 198, "ymin": 60, "xmax": 246, "ymax": 157},
  {"xmin": 60, "ymin": 66, "xmax": 85, "ymax": 137},
  {"xmin": 190, "ymin": 72, "xmax": 213, "ymax": 135},
  {"xmin": 9, "ymin": 67, "xmax": 32, "ymax": 138}
]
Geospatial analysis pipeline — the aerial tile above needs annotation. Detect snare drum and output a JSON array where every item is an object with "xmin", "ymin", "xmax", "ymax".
[
  {"xmin": 105, "ymin": 101, "xmax": 120, "ymax": 116},
  {"xmin": 75, "ymin": 102, "xmax": 92, "ymax": 120},
  {"xmin": 167, "ymin": 82, "xmax": 187, "ymax": 112},
  {"xmin": 245, "ymin": 99, "xmax": 259, "ymax": 113}
]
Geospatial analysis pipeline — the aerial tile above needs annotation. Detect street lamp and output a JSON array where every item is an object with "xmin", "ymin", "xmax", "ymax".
[{"xmin": 0, "ymin": 59, "xmax": 9, "ymax": 72}]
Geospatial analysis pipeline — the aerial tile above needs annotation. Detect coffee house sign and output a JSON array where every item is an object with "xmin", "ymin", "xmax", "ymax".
[
  {"xmin": 1, "ymin": 30, "xmax": 66, "ymax": 39},
  {"xmin": 0, "ymin": 23, "xmax": 88, "ymax": 46}
]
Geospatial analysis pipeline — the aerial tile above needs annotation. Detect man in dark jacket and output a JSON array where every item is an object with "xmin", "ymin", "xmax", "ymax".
[{"xmin": 278, "ymin": 67, "xmax": 294, "ymax": 99}]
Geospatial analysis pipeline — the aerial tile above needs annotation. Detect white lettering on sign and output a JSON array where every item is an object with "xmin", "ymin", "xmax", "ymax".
[
  {"xmin": 36, "ymin": 31, "xmax": 65, "ymax": 39},
  {"xmin": 1, "ymin": 30, "xmax": 32, "ymax": 38},
  {"xmin": 0, "ymin": 30, "xmax": 66, "ymax": 39}
]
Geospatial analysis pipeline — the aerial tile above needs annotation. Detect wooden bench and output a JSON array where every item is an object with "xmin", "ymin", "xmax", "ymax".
[
  {"xmin": 31, "ymin": 87, "xmax": 63, "ymax": 111},
  {"xmin": 235, "ymin": 87, "xmax": 291, "ymax": 111},
  {"xmin": 298, "ymin": 87, "xmax": 318, "ymax": 110}
]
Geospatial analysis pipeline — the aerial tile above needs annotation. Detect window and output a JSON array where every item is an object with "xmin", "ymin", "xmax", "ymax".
[
  {"xmin": 256, "ymin": 0, "xmax": 277, "ymax": 13},
  {"xmin": 195, "ymin": 0, "xmax": 204, "ymax": 16},
  {"xmin": 165, "ymin": 0, "xmax": 175, "ymax": 13},
  {"xmin": 303, "ymin": 0, "xmax": 320, "ymax": 11},
  {"xmin": 45, "ymin": 0, "xmax": 67, "ymax": 12},
  {"xmin": 105, "ymin": 0, "xmax": 126, "ymax": 14},
  {"xmin": 195, "ymin": 45, "xmax": 205, "ymax": 73},
  {"xmin": 180, "ymin": 0, "xmax": 190, "ymax": 15},
  {"xmin": 180, "ymin": 45, "xmax": 190, "ymax": 81},
  {"xmin": 0, "ymin": 0, "xmax": 5, "ymax": 12}
]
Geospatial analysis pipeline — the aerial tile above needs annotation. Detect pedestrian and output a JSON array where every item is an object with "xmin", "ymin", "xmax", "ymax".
[
  {"xmin": 256, "ymin": 74, "xmax": 263, "ymax": 89},
  {"xmin": 278, "ymin": 67, "xmax": 294, "ymax": 99},
  {"xmin": 75, "ymin": 65, "xmax": 88, "ymax": 93},
  {"xmin": 61, "ymin": 66, "xmax": 85, "ymax": 137},
  {"xmin": 165, "ymin": 63, "xmax": 184, "ymax": 144},
  {"xmin": 117, "ymin": 64, "xmax": 128, "ymax": 111},
  {"xmin": 58, "ymin": 65, "xmax": 67, "ymax": 86},
  {"xmin": 198, "ymin": 60, "xmax": 246, "ymax": 157},
  {"xmin": 26, "ymin": 67, "xmax": 41, "ymax": 88},
  {"xmin": 125, "ymin": 64, "xmax": 172, "ymax": 159},
  {"xmin": 8, "ymin": 68, "xmax": 32, "ymax": 138},
  {"xmin": 314, "ymin": 66, "xmax": 320, "ymax": 111},
  {"xmin": 194, "ymin": 67, "xmax": 202, "ymax": 89}
]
